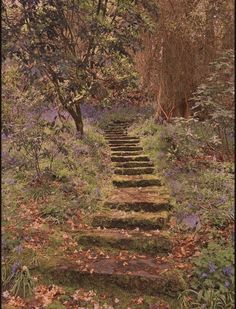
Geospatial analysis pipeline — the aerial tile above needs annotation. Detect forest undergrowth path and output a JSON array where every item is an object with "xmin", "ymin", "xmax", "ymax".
[{"xmin": 54, "ymin": 120, "xmax": 185, "ymax": 299}]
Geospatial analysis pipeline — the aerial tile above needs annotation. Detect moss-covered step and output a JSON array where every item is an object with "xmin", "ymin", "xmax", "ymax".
[
  {"xmin": 111, "ymin": 156, "xmax": 150, "ymax": 162},
  {"xmin": 114, "ymin": 167, "xmax": 155, "ymax": 175},
  {"xmin": 109, "ymin": 140, "xmax": 140, "ymax": 145},
  {"xmin": 104, "ymin": 129, "xmax": 127, "ymax": 134},
  {"xmin": 47, "ymin": 260, "xmax": 185, "ymax": 297},
  {"xmin": 109, "ymin": 143, "xmax": 140, "ymax": 148},
  {"xmin": 105, "ymin": 187, "xmax": 171, "ymax": 212},
  {"xmin": 92, "ymin": 210, "xmax": 169, "ymax": 230},
  {"xmin": 111, "ymin": 146, "xmax": 143, "ymax": 152},
  {"xmin": 112, "ymin": 174, "xmax": 162, "ymax": 187},
  {"xmin": 75, "ymin": 228, "xmax": 172, "ymax": 254},
  {"xmin": 111, "ymin": 151, "xmax": 143, "ymax": 157},
  {"xmin": 105, "ymin": 135, "xmax": 128, "ymax": 139},
  {"xmin": 115, "ymin": 162, "xmax": 154, "ymax": 168},
  {"xmin": 104, "ymin": 130, "xmax": 127, "ymax": 134},
  {"xmin": 112, "ymin": 120, "xmax": 132, "ymax": 124},
  {"xmin": 109, "ymin": 122, "xmax": 131, "ymax": 126},
  {"xmin": 105, "ymin": 136, "xmax": 139, "ymax": 141},
  {"xmin": 106, "ymin": 125, "xmax": 129, "ymax": 130}
]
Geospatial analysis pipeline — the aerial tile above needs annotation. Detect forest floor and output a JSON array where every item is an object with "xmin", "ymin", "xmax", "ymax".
[{"xmin": 2, "ymin": 110, "xmax": 234, "ymax": 309}]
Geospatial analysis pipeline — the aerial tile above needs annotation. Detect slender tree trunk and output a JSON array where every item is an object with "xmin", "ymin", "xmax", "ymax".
[
  {"xmin": 66, "ymin": 103, "xmax": 84, "ymax": 137},
  {"xmin": 75, "ymin": 102, "xmax": 84, "ymax": 136}
]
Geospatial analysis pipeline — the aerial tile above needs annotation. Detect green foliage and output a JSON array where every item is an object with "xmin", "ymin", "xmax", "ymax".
[
  {"xmin": 26, "ymin": 181, "xmax": 53, "ymax": 202},
  {"xmin": 178, "ymin": 288, "xmax": 234, "ymax": 309},
  {"xmin": 2, "ymin": 247, "xmax": 38, "ymax": 298},
  {"xmin": 192, "ymin": 50, "xmax": 234, "ymax": 117},
  {"xmin": 192, "ymin": 242, "xmax": 234, "ymax": 293},
  {"xmin": 131, "ymin": 114, "xmax": 234, "ymax": 164},
  {"xmin": 192, "ymin": 49, "xmax": 234, "ymax": 156},
  {"xmin": 2, "ymin": 0, "xmax": 158, "ymax": 132},
  {"xmin": 9, "ymin": 119, "xmax": 70, "ymax": 178},
  {"xmin": 11, "ymin": 266, "xmax": 35, "ymax": 298}
]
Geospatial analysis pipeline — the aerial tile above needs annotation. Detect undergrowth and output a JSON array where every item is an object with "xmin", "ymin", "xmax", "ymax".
[{"xmin": 2, "ymin": 119, "xmax": 112, "ymax": 300}]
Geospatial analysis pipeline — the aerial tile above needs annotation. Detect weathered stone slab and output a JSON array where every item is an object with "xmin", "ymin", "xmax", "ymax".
[
  {"xmin": 112, "ymin": 174, "xmax": 162, "ymax": 187},
  {"xmin": 75, "ymin": 228, "xmax": 172, "ymax": 254},
  {"xmin": 105, "ymin": 136, "xmax": 139, "ymax": 141},
  {"xmin": 105, "ymin": 187, "xmax": 171, "ymax": 212},
  {"xmin": 48, "ymin": 260, "xmax": 185, "ymax": 297},
  {"xmin": 92, "ymin": 210, "xmax": 169, "ymax": 230},
  {"xmin": 111, "ymin": 151, "xmax": 143, "ymax": 157},
  {"xmin": 110, "ymin": 143, "xmax": 140, "ymax": 148},
  {"xmin": 115, "ymin": 162, "xmax": 154, "ymax": 168},
  {"xmin": 111, "ymin": 146, "xmax": 143, "ymax": 152},
  {"xmin": 104, "ymin": 130, "xmax": 127, "ymax": 134},
  {"xmin": 114, "ymin": 167, "xmax": 155, "ymax": 175},
  {"xmin": 111, "ymin": 156, "xmax": 150, "ymax": 162},
  {"xmin": 109, "ymin": 140, "xmax": 139, "ymax": 145},
  {"xmin": 105, "ymin": 134, "xmax": 128, "ymax": 138}
]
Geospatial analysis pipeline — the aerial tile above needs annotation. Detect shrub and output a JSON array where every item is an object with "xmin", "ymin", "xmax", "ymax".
[
  {"xmin": 192, "ymin": 49, "xmax": 234, "ymax": 158},
  {"xmin": 2, "ymin": 244, "xmax": 38, "ymax": 298},
  {"xmin": 178, "ymin": 288, "xmax": 234, "ymax": 309},
  {"xmin": 192, "ymin": 242, "xmax": 234, "ymax": 292}
]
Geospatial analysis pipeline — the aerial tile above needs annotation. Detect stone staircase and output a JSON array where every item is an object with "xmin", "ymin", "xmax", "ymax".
[{"xmin": 51, "ymin": 120, "xmax": 185, "ymax": 299}]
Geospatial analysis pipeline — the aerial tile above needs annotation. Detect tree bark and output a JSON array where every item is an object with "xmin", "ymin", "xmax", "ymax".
[{"xmin": 66, "ymin": 103, "xmax": 84, "ymax": 137}]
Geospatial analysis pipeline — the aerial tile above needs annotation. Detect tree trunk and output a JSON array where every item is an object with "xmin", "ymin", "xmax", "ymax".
[{"xmin": 66, "ymin": 103, "xmax": 84, "ymax": 137}]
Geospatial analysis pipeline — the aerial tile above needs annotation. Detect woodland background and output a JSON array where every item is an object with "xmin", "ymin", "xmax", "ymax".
[{"xmin": 2, "ymin": 0, "xmax": 235, "ymax": 308}]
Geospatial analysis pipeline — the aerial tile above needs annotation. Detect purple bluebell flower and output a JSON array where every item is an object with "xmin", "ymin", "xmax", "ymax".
[
  {"xmin": 208, "ymin": 262, "xmax": 217, "ymax": 273},
  {"xmin": 14, "ymin": 245, "xmax": 23, "ymax": 254},
  {"xmin": 164, "ymin": 170, "xmax": 172, "ymax": 177},
  {"xmin": 200, "ymin": 272, "xmax": 208, "ymax": 279},
  {"xmin": 11, "ymin": 261, "xmax": 20, "ymax": 275},
  {"xmin": 170, "ymin": 180, "xmax": 182, "ymax": 195},
  {"xmin": 182, "ymin": 214, "xmax": 200, "ymax": 229},
  {"xmin": 3, "ymin": 178, "xmax": 16, "ymax": 185},
  {"xmin": 222, "ymin": 266, "xmax": 233, "ymax": 277},
  {"xmin": 95, "ymin": 188, "xmax": 101, "ymax": 198},
  {"xmin": 215, "ymin": 196, "xmax": 227, "ymax": 206}
]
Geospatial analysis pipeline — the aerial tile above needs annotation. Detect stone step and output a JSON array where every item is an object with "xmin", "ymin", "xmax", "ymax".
[
  {"xmin": 105, "ymin": 134, "xmax": 128, "ymax": 139},
  {"xmin": 92, "ymin": 210, "xmax": 170, "ymax": 230},
  {"xmin": 111, "ymin": 146, "xmax": 143, "ymax": 152},
  {"xmin": 107, "ymin": 125, "xmax": 129, "ymax": 129},
  {"xmin": 105, "ymin": 136, "xmax": 139, "ymax": 141},
  {"xmin": 109, "ymin": 140, "xmax": 139, "ymax": 145},
  {"xmin": 112, "ymin": 119, "xmax": 131, "ymax": 123},
  {"xmin": 115, "ymin": 162, "xmax": 154, "ymax": 168},
  {"xmin": 114, "ymin": 167, "xmax": 155, "ymax": 175},
  {"xmin": 75, "ymin": 228, "xmax": 172, "ymax": 255},
  {"xmin": 111, "ymin": 151, "xmax": 143, "ymax": 157},
  {"xmin": 109, "ymin": 143, "xmax": 140, "ymax": 148},
  {"xmin": 104, "ymin": 129, "xmax": 127, "ymax": 133},
  {"xmin": 111, "ymin": 156, "xmax": 150, "ymax": 162},
  {"xmin": 112, "ymin": 120, "xmax": 131, "ymax": 124},
  {"xmin": 47, "ymin": 256, "xmax": 185, "ymax": 297},
  {"xmin": 105, "ymin": 187, "xmax": 171, "ymax": 212},
  {"xmin": 112, "ymin": 174, "xmax": 162, "ymax": 187}
]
